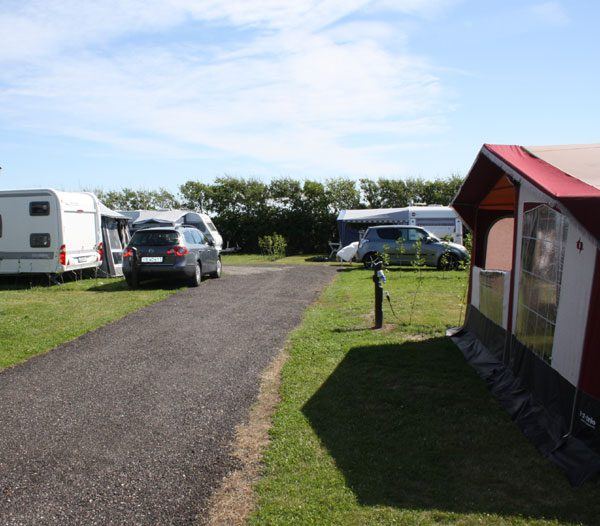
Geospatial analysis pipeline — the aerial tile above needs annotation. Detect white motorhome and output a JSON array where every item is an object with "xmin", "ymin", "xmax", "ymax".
[
  {"xmin": 120, "ymin": 210, "xmax": 223, "ymax": 249},
  {"xmin": 0, "ymin": 189, "xmax": 102, "ymax": 275}
]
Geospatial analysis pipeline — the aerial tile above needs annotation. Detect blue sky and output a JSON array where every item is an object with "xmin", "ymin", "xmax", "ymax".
[{"xmin": 0, "ymin": 0, "xmax": 598, "ymax": 192}]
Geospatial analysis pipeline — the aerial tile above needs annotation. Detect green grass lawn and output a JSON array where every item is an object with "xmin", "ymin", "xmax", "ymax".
[
  {"xmin": 0, "ymin": 277, "xmax": 180, "ymax": 370},
  {"xmin": 250, "ymin": 267, "xmax": 600, "ymax": 526}
]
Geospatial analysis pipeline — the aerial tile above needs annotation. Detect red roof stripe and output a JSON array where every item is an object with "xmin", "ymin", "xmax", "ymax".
[{"xmin": 484, "ymin": 144, "xmax": 600, "ymax": 199}]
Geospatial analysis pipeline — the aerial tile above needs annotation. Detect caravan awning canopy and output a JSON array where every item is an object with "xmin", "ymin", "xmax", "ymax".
[
  {"xmin": 337, "ymin": 208, "xmax": 408, "ymax": 223},
  {"xmin": 337, "ymin": 206, "xmax": 455, "ymax": 223},
  {"xmin": 453, "ymin": 143, "xmax": 600, "ymax": 240},
  {"xmin": 98, "ymin": 202, "xmax": 128, "ymax": 219}
]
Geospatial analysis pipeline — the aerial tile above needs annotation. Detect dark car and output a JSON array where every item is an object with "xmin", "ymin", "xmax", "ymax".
[{"xmin": 123, "ymin": 226, "xmax": 221, "ymax": 288}]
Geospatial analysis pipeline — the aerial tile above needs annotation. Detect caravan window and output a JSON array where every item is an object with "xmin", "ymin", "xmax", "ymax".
[
  {"xmin": 205, "ymin": 219, "xmax": 218, "ymax": 232},
  {"xmin": 30, "ymin": 201, "xmax": 50, "ymax": 216},
  {"xmin": 515, "ymin": 205, "xmax": 568, "ymax": 363},
  {"xmin": 30, "ymin": 233, "xmax": 51, "ymax": 248}
]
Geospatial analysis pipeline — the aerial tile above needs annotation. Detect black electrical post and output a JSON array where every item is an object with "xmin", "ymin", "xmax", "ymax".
[{"xmin": 373, "ymin": 261, "xmax": 384, "ymax": 329}]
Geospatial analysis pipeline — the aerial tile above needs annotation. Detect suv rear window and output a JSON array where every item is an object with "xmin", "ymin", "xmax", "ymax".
[
  {"xmin": 131, "ymin": 230, "xmax": 180, "ymax": 246},
  {"xmin": 376, "ymin": 228, "xmax": 401, "ymax": 240}
]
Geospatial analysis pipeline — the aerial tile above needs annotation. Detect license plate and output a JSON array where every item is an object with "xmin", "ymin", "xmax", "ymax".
[{"xmin": 141, "ymin": 256, "xmax": 163, "ymax": 263}]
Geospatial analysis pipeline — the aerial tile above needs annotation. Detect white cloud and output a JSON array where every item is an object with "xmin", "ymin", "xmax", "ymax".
[
  {"xmin": 530, "ymin": 1, "xmax": 569, "ymax": 26},
  {"xmin": 0, "ymin": 0, "xmax": 452, "ymax": 176}
]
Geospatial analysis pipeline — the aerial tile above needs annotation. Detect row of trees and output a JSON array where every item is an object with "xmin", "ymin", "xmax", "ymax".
[{"xmin": 96, "ymin": 176, "xmax": 463, "ymax": 253}]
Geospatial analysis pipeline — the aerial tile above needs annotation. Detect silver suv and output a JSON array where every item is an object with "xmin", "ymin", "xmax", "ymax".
[
  {"xmin": 356, "ymin": 225, "xmax": 468, "ymax": 269},
  {"xmin": 123, "ymin": 226, "xmax": 221, "ymax": 288}
]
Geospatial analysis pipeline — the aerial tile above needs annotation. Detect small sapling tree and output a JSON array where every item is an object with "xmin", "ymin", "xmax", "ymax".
[{"xmin": 258, "ymin": 234, "xmax": 287, "ymax": 261}]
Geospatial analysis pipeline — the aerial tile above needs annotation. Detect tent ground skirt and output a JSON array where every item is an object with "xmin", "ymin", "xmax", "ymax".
[{"xmin": 450, "ymin": 306, "xmax": 600, "ymax": 486}]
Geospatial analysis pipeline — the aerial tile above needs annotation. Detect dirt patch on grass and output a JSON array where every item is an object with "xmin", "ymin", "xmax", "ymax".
[{"xmin": 203, "ymin": 349, "xmax": 288, "ymax": 526}]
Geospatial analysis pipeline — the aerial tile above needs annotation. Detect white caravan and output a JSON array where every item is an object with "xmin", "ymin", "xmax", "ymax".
[{"xmin": 0, "ymin": 189, "xmax": 102, "ymax": 275}]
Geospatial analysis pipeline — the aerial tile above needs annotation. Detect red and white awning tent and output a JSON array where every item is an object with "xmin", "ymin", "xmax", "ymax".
[{"xmin": 451, "ymin": 143, "xmax": 600, "ymax": 485}]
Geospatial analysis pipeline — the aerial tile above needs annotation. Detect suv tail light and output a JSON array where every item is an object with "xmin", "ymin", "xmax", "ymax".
[
  {"xmin": 167, "ymin": 246, "xmax": 189, "ymax": 257},
  {"xmin": 123, "ymin": 247, "xmax": 134, "ymax": 258},
  {"xmin": 97, "ymin": 241, "xmax": 104, "ymax": 261},
  {"xmin": 59, "ymin": 244, "xmax": 67, "ymax": 266}
]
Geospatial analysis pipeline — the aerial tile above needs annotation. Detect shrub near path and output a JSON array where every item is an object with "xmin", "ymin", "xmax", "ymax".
[{"xmin": 251, "ymin": 268, "xmax": 600, "ymax": 526}]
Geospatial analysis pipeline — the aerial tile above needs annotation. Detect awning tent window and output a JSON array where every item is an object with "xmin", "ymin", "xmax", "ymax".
[
  {"xmin": 515, "ymin": 205, "xmax": 568, "ymax": 363},
  {"xmin": 479, "ymin": 270, "xmax": 506, "ymax": 326},
  {"xmin": 484, "ymin": 217, "xmax": 514, "ymax": 271}
]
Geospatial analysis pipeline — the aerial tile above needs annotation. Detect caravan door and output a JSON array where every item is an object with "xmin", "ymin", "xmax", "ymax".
[
  {"xmin": 58, "ymin": 192, "xmax": 101, "ymax": 271},
  {"xmin": 102, "ymin": 217, "xmax": 126, "ymax": 276}
]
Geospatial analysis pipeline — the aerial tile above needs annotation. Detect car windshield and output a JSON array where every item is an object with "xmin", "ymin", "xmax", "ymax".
[{"xmin": 131, "ymin": 230, "xmax": 180, "ymax": 246}]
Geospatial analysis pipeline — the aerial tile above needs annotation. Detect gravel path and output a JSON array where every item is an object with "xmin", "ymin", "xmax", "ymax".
[{"xmin": 0, "ymin": 265, "xmax": 335, "ymax": 525}]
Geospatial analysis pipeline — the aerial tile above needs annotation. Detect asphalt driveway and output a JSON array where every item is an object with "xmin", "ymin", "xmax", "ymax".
[{"xmin": 0, "ymin": 265, "xmax": 335, "ymax": 525}]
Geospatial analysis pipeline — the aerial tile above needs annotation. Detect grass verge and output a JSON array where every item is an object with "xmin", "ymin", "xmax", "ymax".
[
  {"xmin": 0, "ymin": 277, "xmax": 180, "ymax": 370},
  {"xmin": 250, "ymin": 267, "xmax": 599, "ymax": 526},
  {"xmin": 207, "ymin": 349, "xmax": 289, "ymax": 526}
]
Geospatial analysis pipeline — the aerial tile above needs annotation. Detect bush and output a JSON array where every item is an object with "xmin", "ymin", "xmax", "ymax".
[
  {"xmin": 459, "ymin": 232, "xmax": 472, "ymax": 271},
  {"xmin": 258, "ymin": 234, "xmax": 287, "ymax": 261}
]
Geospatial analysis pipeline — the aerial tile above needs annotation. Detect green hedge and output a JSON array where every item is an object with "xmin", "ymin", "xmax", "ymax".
[{"xmin": 95, "ymin": 175, "xmax": 463, "ymax": 253}]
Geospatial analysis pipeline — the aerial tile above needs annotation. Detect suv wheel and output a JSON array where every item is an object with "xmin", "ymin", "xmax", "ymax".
[
  {"xmin": 362, "ymin": 252, "xmax": 382, "ymax": 269},
  {"xmin": 189, "ymin": 262, "xmax": 202, "ymax": 287},
  {"xmin": 210, "ymin": 257, "xmax": 222, "ymax": 278}
]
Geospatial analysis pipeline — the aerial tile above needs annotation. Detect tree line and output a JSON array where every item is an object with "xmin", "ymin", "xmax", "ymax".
[{"xmin": 96, "ymin": 175, "xmax": 463, "ymax": 253}]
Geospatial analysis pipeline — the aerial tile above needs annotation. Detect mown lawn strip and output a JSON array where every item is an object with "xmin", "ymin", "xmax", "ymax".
[
  {"xmin": 0, "ymin": 277, "xmax": 180, "ymax": 370},
  {"xmin": 251, "ymin": 268, "xmax": 599, "ymax": 526}
]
